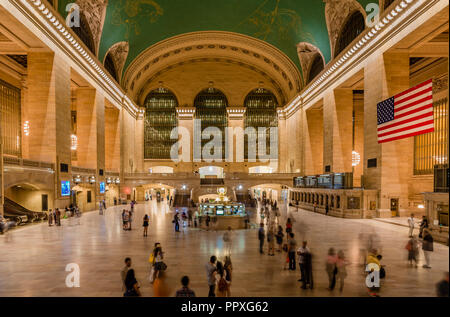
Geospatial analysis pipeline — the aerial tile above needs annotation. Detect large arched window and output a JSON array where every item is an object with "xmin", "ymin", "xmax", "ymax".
[
  {"xmin": 71, "ymin": 13, "xmax": 95, "ymax": 54},
  {"xmin": 335, "ymin": 11, "xmax": 365, "ymax": 58},
  {"xmin": 104, "ymin": 53, "xmax": 117, "ymax": 82},
  {"xmin": 144, "ymin": 88, "xmax": 178, "ymax": 160},
  {"xmin": 308, "ymin": 54, "xmax": 325, "ymax": 83},
  {"xmin": 194, "ymin": 88, "xmax": 228, "ymax": 161},
  {"xmin": 244, "ymin": 88, "xmax": 278, "ymax": 160}
]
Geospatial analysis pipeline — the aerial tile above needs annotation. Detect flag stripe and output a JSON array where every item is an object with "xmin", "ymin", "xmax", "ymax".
[
  {"xmin": 395, "ymin": 104, "xmax": 433, "ymax": 120},
  {"xmin": 377, "ymin": 111, "xmax": 434, "ymax": 132},
  {"xmin": 395, "ymin": 79, "xmax": 433, "ymax": 99},
  {"xmin": 378, "ymin": 119, "xmax": 435, "ymax": 138},
  {"xmin": 378, "ymin": 123, "xmax": 434, "ymax": 141},
  {"xmin": 395, "ymin": 93, "xmax": 432, "ymax": 112},
  {"xmin": 395, "ymin": 86, "xmax": 433, "ymax": 106},
  {"xmin": 378, "ymin": 127, "xmax": 435, "ymax": 143}
]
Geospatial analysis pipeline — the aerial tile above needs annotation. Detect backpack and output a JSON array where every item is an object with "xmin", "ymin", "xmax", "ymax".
[{"xmin": 218, "ymin": 276, "xmax": 228, "ymax": 292}]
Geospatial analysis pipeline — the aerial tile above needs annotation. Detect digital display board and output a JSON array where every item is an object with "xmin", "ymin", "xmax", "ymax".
[
  {"xmin": 61, "ymin": 181, "xmax": 71, "ymax": 197},
  {"xmin": 99, "ymin": 182, "xmax": 105, "ymax": 194}
]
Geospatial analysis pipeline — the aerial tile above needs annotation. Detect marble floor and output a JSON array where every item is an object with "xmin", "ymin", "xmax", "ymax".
[{"xmin": 0, "ymin": 201, "xmax": 448, "ymax": 297}]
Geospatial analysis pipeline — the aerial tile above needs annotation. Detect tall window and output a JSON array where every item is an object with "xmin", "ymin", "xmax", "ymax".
[
  {"xmin": 335, "ymin": 11, "xmax": 365, "ymax": 58},
  {"xmin": 72, "ymin": 13, "xmax": 95, "ymax": 54},
  {"xmin": 414, "ymin": 98, "xmax": 449, "ymax": 175},
  {"xmin": 0, "ymin": 79, "xmax": 21, "ymax": 157},
  {"xmin": 104, "ymin": 53, "xmax": 117, "ymax": 82},
  {"xmin": 308, "ymin": 54, "xmax": 325, "ymax": 83},
  {"xmin": 194, "ymin": 88, "xmax": 228, "ymax": 160},
  {"xmin": 244, "ymin": 88, "xmax": 278, "ymax": 160},
  {"xmin": 144, "ymin": 88, "xmax": 178, "ymax": 160}
]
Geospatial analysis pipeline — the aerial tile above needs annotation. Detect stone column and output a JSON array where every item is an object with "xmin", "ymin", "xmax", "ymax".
[
  {"xmin": 363, "ymin": 52, "xmax": 412, "ymax": 217},
  {"xmin": 135, "ymin": 109, "xmax": 144, "ymax": 173},
  {"xmin": 26, "ymin": 52, "xmax": 71, "ymax": 209},
  {"xmin": 74, "ymin": 88, "xmax": 97, "ymax": 169},
  {"xmin": 323, "ymin": 89, "xmax": 353, "ymax": 173},
  {"xmin": 105, "ymin": 106, "xmax": 121, "ymax": 172},
  {"xmin": 277, "ymin": 112, "xmax": 287, "ymax": 173},
  {"xmin": 176, "ymin": 108, "xmax": 195, "ymax": 172},
  {"xmin": 95, "ymin": 92, "xmax": 105, "ymax": 205},
  {"xmin": 353, "ymin": 92, "xmax": 364, "ymax": 187},
  {"xmin": 304, "ymin": 107, "xmax": 324, "ymax": 175}
]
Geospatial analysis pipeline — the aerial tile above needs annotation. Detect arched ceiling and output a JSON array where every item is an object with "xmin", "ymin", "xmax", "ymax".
[{"xmin": 58, "ymin": 0, "xmax": 372, "ymax": 78}]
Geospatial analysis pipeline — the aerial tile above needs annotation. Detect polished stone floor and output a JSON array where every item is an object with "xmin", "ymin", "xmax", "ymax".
[{"xmin": 0, "ymin": 200, "xmax": 448, "ymax": 297}]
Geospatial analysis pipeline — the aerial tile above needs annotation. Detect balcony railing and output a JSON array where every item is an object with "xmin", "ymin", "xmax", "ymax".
[{"xmin": 3, "ymin": 156, "xmax": 54, "ymax": 170}]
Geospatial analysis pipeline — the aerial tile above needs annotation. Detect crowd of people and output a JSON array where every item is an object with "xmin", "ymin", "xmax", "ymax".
[{"xmin": 47, "ymin": 205, "xmax": 81, "ymax": 227}]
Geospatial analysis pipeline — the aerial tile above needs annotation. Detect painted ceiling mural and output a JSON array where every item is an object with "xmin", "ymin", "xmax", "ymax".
[{"xmin": 59, "ymin": 0, "xmax": 372, "ymax": 79}]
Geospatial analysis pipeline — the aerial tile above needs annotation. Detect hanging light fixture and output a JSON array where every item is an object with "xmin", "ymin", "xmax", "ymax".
[{"xmin": 352, "ymin": 151, "xmax": 361, "ymax": 167}]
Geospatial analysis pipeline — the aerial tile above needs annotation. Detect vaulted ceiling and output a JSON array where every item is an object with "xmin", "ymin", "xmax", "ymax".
[{"xmin": 58, "ymin": 0, "xmax": 372, "ymax": 77}]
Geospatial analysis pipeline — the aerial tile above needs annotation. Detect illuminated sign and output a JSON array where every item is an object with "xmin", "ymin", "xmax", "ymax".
[{"xmin": 61, "ymin": 181, "xmax": 71, "ymax": 197}]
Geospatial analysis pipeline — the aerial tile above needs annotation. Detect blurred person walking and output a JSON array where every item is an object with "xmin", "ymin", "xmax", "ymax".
[
  {"xmin": 422, "ymin": 229, "xmax": 434, "ymax": 268},
  {"xmin": 215, "ymin": 261, "xmax": 231, "ymax": 297},
  {"xmin": 267, "ymin": 227, "xmax": 275, "ymax": 256},
  {"xmin": 206, "ymin": 256, "xmax": 217, "ymax": 297},
  {"xmin": 419, "ymin": 216, "xmax": 429, "ymax": 238},
  {"xmin": 405, "ymin": 236, "xmax": 419, "ymax": 267},
  {"xmin": 336, "ymin": 250, "xmax": 348, "ymax": 293},
  {"xmin": 436, "ymin": 272, "xmax": 449, "ymax": 297},
  {"xmin": 407, "ymin": 213, "xmax": 416, "ymax": 237},
  {"xmin": 275, "ymin": 225, "xmax": 284, "ymax": 252},
  {"xmin": 297, "ymin": 241, "xmax": 310, "ymax": 283},
  {"xmin": 326, "ymin": 248, "xmax": 338, "ymax": 291},
  {"xmin": 223, "ymin": 227, "xmax": 233, "ymax": 256},
  {"xmin": 258, "ymin": 223, "xmax": 265, "ymax": 254},
  {"xmin": 288, "ymin": 233, "xmax": 297, "ymax": 270},
  {"xmin": 120, "ymin": 257, "xmax": 132, "ymax": 292}
]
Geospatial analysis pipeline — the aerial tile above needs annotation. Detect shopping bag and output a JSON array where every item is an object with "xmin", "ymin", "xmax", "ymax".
[{"xmin": 148, "ymin": 267, "xmax": 155, "ymax": 283}]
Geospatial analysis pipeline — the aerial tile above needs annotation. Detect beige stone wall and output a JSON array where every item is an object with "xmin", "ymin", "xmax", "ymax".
[
  {"xmin": 105, "ymin": 106, "xmax": 121, "ymax": 172},
  {"xmin": 323, "ymin": 89, "xmax": 353, "ymax": 173},
  {"xmin": 5, "ymin": 187, "xmax": 54, "ymax": 212},
  {"xmin": 303, "ymin": 107, "xmax": 324, "ymax": 175}
]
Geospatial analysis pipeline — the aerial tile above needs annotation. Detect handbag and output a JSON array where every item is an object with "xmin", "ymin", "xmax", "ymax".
[{"xmin": 148, "ymin": 253, "xmax": 155, "ymax": 264}]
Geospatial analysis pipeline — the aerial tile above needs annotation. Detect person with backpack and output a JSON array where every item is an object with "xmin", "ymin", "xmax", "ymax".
[
  {"xmin": 405, "ymin": 236, "xmax": 419, "ymax": 267},
  {"xmin": 215, "ymin": 261, "xmax": 230, "ymax": 297},
  {"xmin": 258, "ymin": 223, "xmax": 265, "ymax": 254},
  {"xmin": 275, "ymin": 225, "xmax": 284, "ymax": 252}
]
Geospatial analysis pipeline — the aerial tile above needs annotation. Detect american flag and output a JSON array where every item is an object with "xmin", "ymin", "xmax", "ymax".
[{"xmin": 377, "ymin": 79, "xmax": 434, "ymax": 144}]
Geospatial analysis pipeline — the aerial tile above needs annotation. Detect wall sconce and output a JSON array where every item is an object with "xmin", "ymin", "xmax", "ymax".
[
  {"xmin": 71, "ymin": 134, "xmax": 78, "ymax": 150},
  {"xmin": 106, "ymin": 177, "xmax": 112, "ymax": 184},
  {"xmin": 418, "ymin": 204, "xmax": 425, "ymax": 209},
  {"xmin": 73, "ymin": 175, "xmax": 82, "ymax": 184},
  {"xmin": 352, "ymin": 151, "xmax": 361, "ymax": 167},
  {"xmin": 115, "ymin": 178, "xmax": 120, "ymax": 184},
  {"xmin": 23, "ymin": 121, "xmax": 30, "ymax": 136},
  {"xmin": 89, "ymin": 176, "xmax": 96, "ymax": 184}
]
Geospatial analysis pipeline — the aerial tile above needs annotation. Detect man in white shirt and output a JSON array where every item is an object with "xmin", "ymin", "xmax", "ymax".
[
  {"xmin": 297, "ymin": 241, "xmax": 310, "ymax": 282},
  {"xmin": 408, "ymin": 214, "xmax": 416, "ymax": 237}
]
